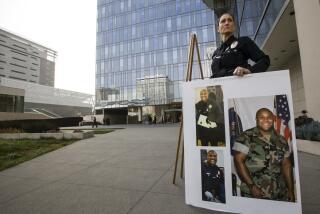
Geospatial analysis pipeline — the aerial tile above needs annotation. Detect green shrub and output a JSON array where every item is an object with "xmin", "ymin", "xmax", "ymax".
[
  {"xmin": 296, "ymin": 121, "xmax": 320, "ymax": 141},
  {"xmin": 0, "ymin": 117, "xmax": 82, "ymax": 133},
  {"xmin": 0, "ymin": 128, "xmax": 24, "ymax": 133}
]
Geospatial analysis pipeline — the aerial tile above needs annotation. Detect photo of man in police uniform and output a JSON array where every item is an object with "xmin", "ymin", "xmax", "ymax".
[
  {"xmin": 195, "ymin": 87, "xmax": 225, "ymax": 146},
  {"xmin": 233, "ymin": 108, "xmax": 295, "ymax": 202},
  {"xmin": 201, "ymin": 149, "xmax": 226, "ymax": 203}
]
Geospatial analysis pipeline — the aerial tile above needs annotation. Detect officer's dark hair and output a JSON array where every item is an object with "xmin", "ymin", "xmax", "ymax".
[
  {"xmin": 217, "ymin": 12, "xmax": 235, "ymax": 26},
  {"xmin": 255, "ymin": 108, "xmax": 273, "ymax": 119}
]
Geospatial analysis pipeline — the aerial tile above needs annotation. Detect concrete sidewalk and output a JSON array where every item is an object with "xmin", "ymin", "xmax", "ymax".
[{"xmin": 0, "ymin": 125, "xmax": 319, "ymax": 213}]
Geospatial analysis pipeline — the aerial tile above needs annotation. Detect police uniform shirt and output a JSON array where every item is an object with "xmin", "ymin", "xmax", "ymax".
[
  {"xmin": 202, "ymin": 163, "xmax": 224, "ymax": 195},
  {"xmin": 211, "ymin": 35, "xmax": 270, "ymax": 78},
  {"xmin": 196, "ymin": 100, "xmax": 223, "ymax": 123}
]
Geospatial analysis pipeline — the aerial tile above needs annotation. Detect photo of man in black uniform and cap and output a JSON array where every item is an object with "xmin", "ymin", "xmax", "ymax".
[
  {"xmin": 195, "ymin": 87, "xmax": 225, "ymax": 146},
  {"xmin": 201, "ymin": 150, "xmax": 226, "ymax": 203},
  {"xmin": 211, "ymin": 12, "xmax": 270, "ymax": 78}
]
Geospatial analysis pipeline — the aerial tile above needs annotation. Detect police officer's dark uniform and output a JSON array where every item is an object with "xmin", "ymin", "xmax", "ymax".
[
  {"xmin": 196, "ymin": 99, "xmax": 224, "ymax": 146},
  {"xmin": 201, "ymin": 162, "xmax": 225, "ymax": 203},
  {"xmin": 211, "ymin": 35, "xmax": 270, "ymax": 78}
]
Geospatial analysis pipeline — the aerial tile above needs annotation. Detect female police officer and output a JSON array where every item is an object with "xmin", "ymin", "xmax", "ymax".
[{"xmin": 211, "ymin": 12, "xmax": 270, "ymax": 78}]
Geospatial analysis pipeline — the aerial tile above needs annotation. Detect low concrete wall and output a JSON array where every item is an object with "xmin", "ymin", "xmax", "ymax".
[
  {"xmin": 0, "ymin": 131, "xmax": 94, "ymax": 140},
  {"xmin": 0, "ymin": 112, "xmax": 49, "ymax": 121},
  {"xmin": 297, "ymin": 139, "xmax": 320, "ymax": 156}
]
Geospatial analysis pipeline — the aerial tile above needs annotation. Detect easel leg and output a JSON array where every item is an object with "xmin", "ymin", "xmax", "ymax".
[
  {"xmin": 173, "ymin": 120, "xmax": 183, "ymax": 184},
  {"xmin": 180, "ymin": 143, "xmax": 184, "ymax": 178},
  {"xmin": 172, "ymin": 33, "xmax": 203, "ymax": 184}
]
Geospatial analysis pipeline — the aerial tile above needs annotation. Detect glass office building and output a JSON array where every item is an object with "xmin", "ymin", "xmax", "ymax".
[
  {"xmin": 202, "ymin": 0, "xmax": 288, "ymax": 46},
  {"xmin": 96, "ymin": 0, "xmax": 217, "ymax": 123},
  {"xmin": 95, "ymin": 0, "xmax": 291, "ymax": 124},
  {"xmin": 0, "ymin": 93, "xmax": 24, "ymax": 113},
  {"xmin": 235, "ymin": 0, "xmax": 288, "ymax": 46}
]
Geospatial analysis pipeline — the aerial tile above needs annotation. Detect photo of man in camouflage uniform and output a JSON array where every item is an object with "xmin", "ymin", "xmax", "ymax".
[{"xmin": 233, "ymin": 108, "xmax": 295, "ymax": 202}]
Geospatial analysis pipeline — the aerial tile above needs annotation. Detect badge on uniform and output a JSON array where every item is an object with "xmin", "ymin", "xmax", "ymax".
[{"xmin": 231, "ymin": 41, "xmax": 238, "ymax": 49}]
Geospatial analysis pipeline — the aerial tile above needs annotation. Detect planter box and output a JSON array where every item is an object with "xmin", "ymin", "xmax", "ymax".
[
  {"xmin": 63, "ymin": 131, "xmax": 94, "ymax": 140},
  {"xmin": 297, "ymin": 139, "xmax": 320, "ymax": 156},
  {"xmin": 0, "ymin": 131, "xmax": 94, "ymax": 140}
]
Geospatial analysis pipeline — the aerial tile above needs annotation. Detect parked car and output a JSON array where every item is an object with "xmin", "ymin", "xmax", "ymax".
[
  {"xmin": 79, "ymin": 120, "xmax": 102, "ymax": 126},
  {"xmin": 79, "ymin": 120, "xmax": 93, "ymax": 126}
]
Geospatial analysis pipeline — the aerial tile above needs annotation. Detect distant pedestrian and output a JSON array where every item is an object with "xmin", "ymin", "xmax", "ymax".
[{"xmin": 92, "ymin": 116, "xmax": 98, "ymax": 128}]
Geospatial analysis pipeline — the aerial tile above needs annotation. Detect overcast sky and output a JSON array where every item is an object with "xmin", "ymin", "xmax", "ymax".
[{"xmin": 0, "ymin": 0, "xmax": 97, "ymax": 94}]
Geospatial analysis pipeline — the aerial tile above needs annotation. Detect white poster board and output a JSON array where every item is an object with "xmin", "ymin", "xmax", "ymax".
[{"xmin": 182, "ymin": 70, "xmax": 302, "ymax": 214}]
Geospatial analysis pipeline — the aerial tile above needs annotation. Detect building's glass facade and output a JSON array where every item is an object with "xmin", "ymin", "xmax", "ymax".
[
  {"xmin": 0, "ymin": 94, "xmax": 24, "ymax": 113},
  {"xmin": 95, "ymin": 0, "xmax": 289, "ymax": 123},
  {"xmin": 96, "ymin": 0, "xmax": 216, "ymax": 109},
  {"xmin": 236, "ymin": 0, "xmax": 287, "ymax": 46}
]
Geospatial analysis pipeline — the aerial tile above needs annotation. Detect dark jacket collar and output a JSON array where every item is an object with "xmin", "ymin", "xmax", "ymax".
[{"xmin": 220, "ymin": 35, "xmax": 236, "ymax": 50}]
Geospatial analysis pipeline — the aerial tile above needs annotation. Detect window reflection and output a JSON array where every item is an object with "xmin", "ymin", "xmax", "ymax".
[
  {"xmin": 96, "ymin": 0, "xmax": 216, "ymax": 108},
  {"xmin": 238, "ymin": 0, "xmax": 286, "ymax": 46}
]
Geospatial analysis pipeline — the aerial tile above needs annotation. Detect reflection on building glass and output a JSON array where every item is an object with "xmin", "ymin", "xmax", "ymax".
[
  {"xmin": 237, "ymin": 0, "xmax": 287, "ymax": 45},
  {"xmin": 0, "ymin": 94, "xmax": 24, "ymax": 113},
  {"xmin": 96, "ymin": 0, "xmax": 216, "ymax": 112}
]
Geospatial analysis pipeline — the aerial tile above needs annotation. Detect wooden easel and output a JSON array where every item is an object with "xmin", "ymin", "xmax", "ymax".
[{"xmin": 173, "ymin": 34, "xmax": 204, "ymax": 184}]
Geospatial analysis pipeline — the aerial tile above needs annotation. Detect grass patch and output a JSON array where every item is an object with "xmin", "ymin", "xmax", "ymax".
[{"xmin": 0, "ymin": 138, "xmax": 77, "ymax": 171}]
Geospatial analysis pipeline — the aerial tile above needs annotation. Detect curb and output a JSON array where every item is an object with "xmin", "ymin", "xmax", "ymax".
[{"xmin": 297, "ymin": 139, "xmax": 320, "ymax": 156}]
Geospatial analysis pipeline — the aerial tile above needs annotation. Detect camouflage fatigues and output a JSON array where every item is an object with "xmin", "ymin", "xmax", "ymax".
[{"xmin": 233, "ymin": 127, "xmax": 290, "ymax": 201}]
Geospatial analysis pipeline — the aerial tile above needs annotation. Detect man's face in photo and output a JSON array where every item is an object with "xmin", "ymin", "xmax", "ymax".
[
  {"xmin": 256, "ymin": 109, "xmax": 274, "ymax": 132},
  {"xmin": 200, "ymin": 89, "xmax": 209, "ymax": 102},
  {"xmin": 207, "ymin": 151, "xmax": 217, "ymax": 165}
]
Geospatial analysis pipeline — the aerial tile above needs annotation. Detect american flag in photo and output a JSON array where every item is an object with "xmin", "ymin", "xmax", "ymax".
[{"xmin": 274, "ymin": 95, "xmax": 292, "ymax": 142}]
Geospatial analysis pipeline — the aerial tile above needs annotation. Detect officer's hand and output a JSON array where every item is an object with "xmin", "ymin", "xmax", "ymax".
[
  {"xmin": 250, "ymin": 185, "xmax": 264, "ymax": 198},
  {"xmin": 287, "ymin": 191, "xmax": 295, "ymax": 202},
  {"xmin": 233, "ymin": 66, "xmax": 251, "ymax": 76}
]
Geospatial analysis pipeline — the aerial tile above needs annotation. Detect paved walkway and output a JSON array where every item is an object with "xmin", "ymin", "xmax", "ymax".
[{"xmin": 0, "ymin": 125, "xmax": 319, "ymax": 214}]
